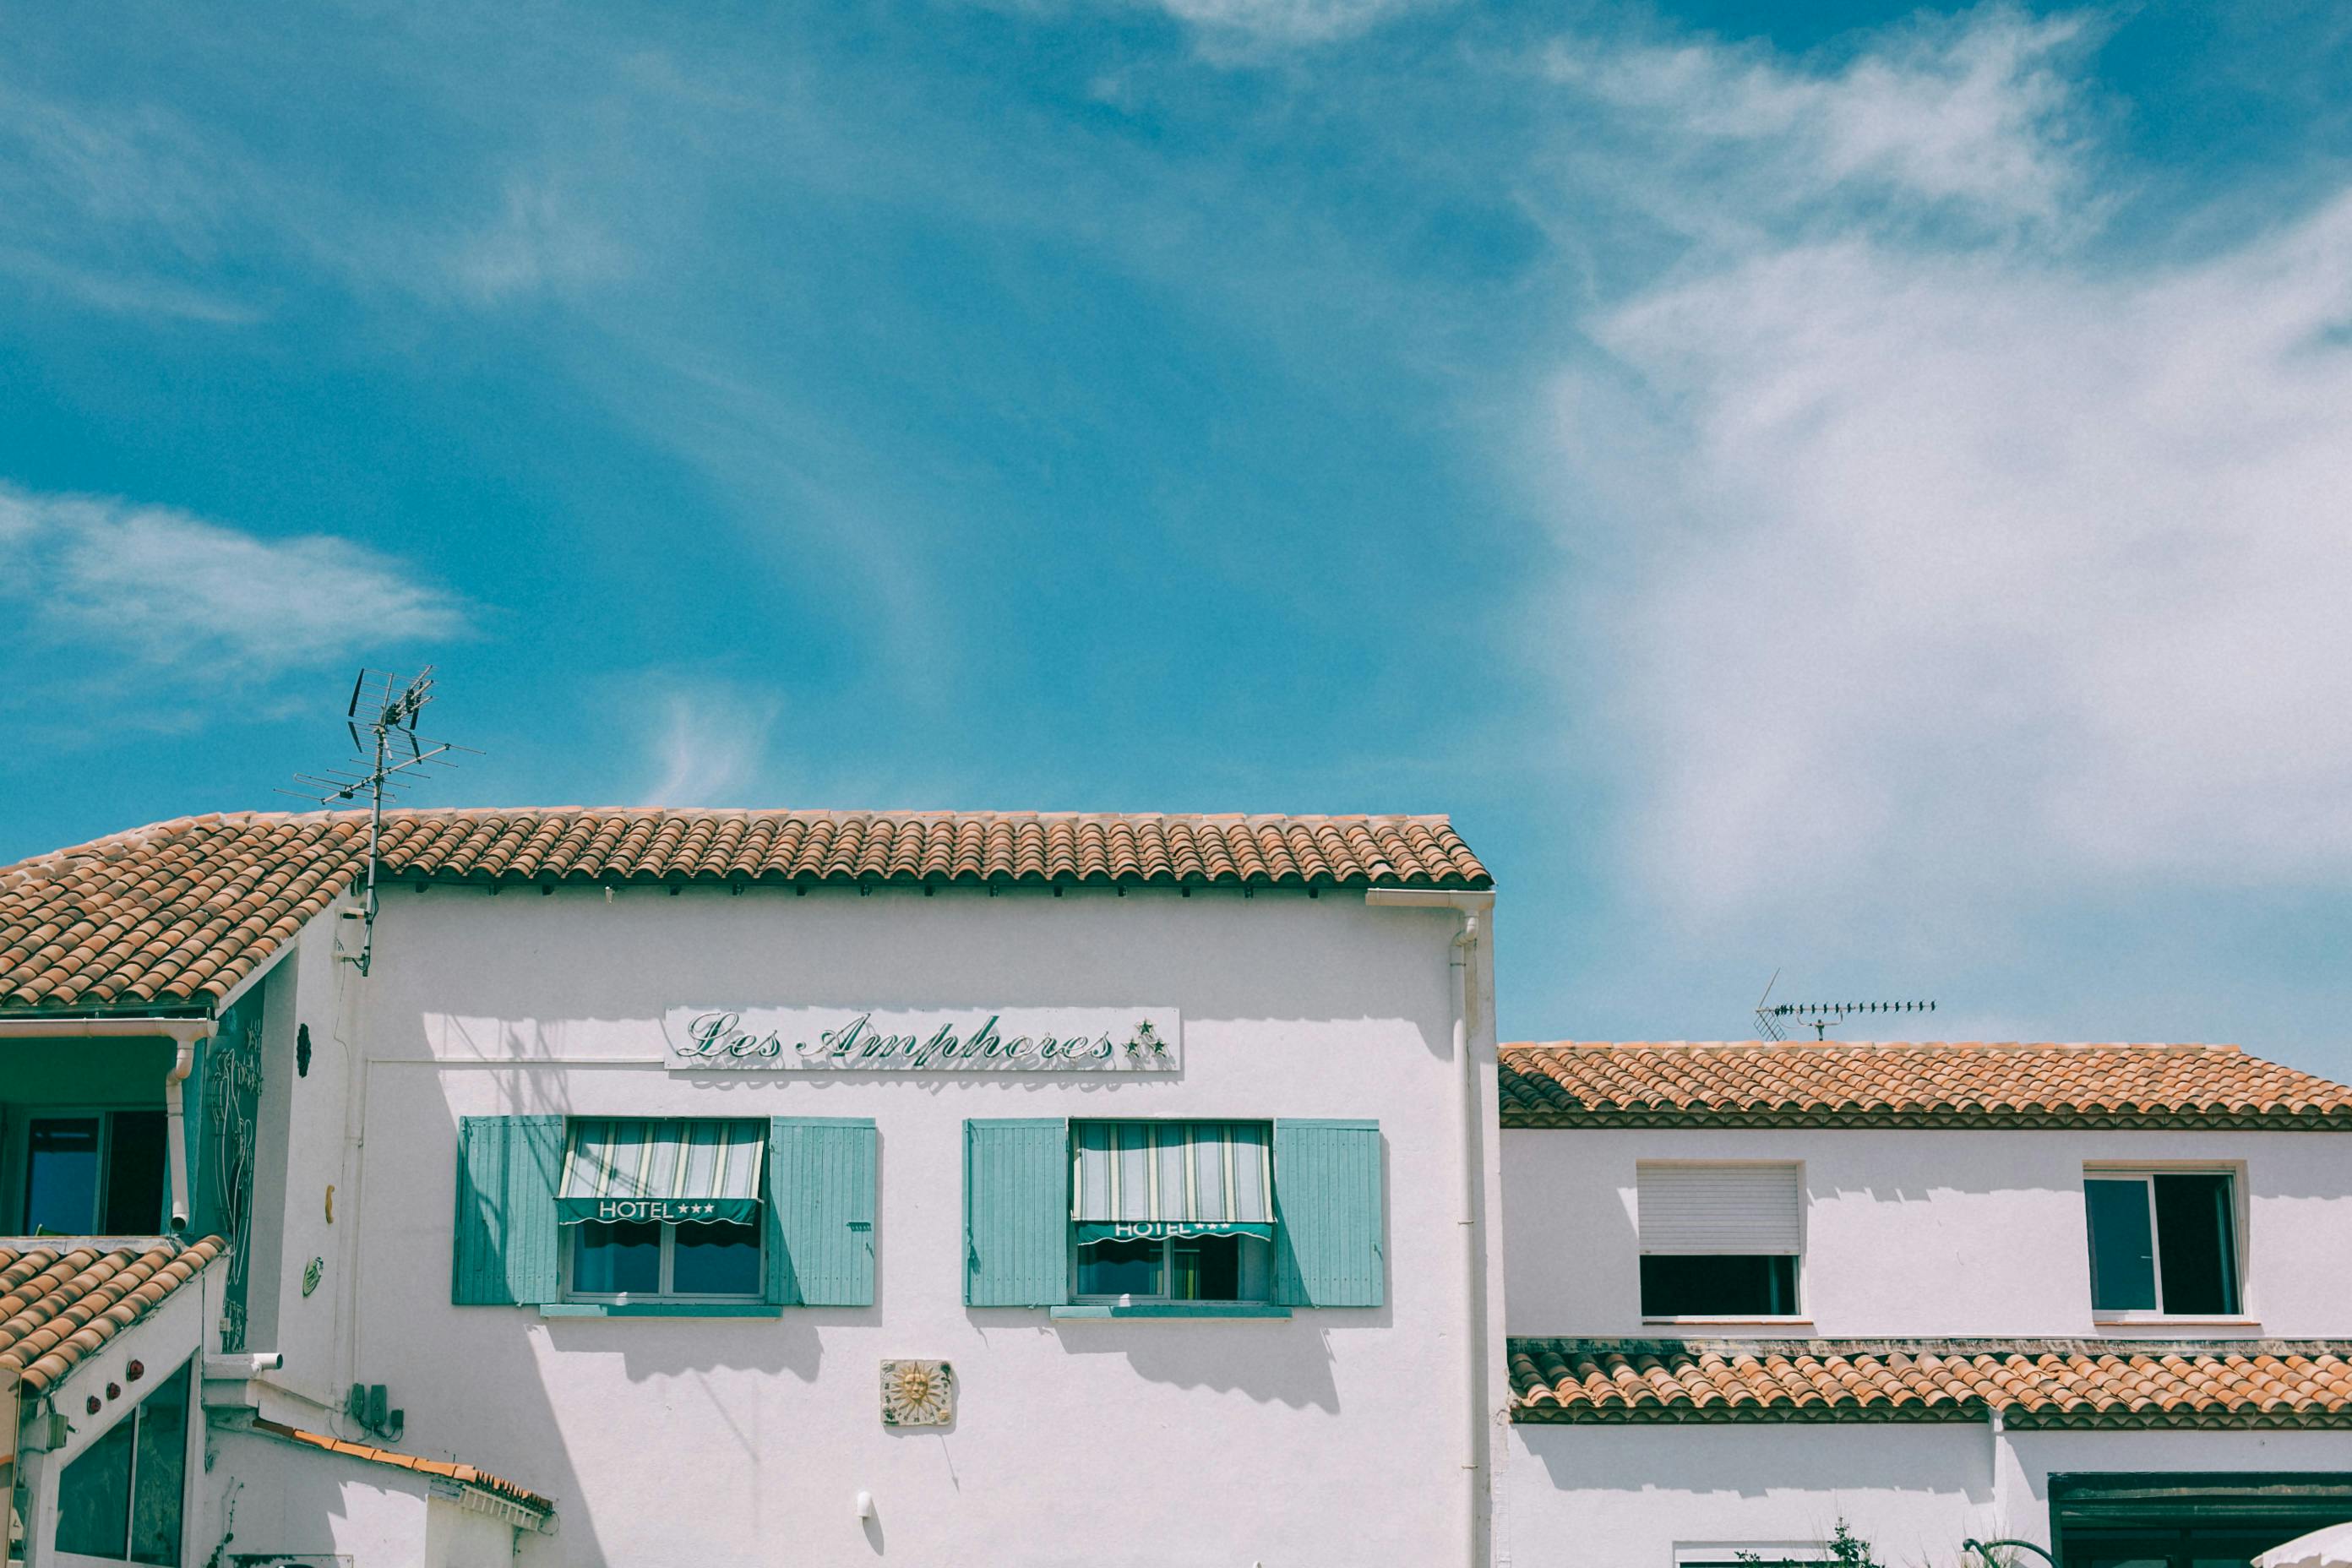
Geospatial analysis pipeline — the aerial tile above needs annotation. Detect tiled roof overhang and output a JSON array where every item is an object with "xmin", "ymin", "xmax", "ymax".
[
  {"xmin": 1508, "ymin": 1337, "xmax": 2352, "ymax": 1429},
  {"xmin": 0, "ymin": 808, "xmax": 1489, "ymax": 1011},
  {"xmin": 1500, "ymin": 1042, "xmax": 2352, "ymax": 1132},
  {"xmin": 253, "ymin": 1419, "xmax": 555, "ymax": 1516},
  {"xmin": 0, "ymin": 1237, "xmax": 224, "ymax": 1392}
]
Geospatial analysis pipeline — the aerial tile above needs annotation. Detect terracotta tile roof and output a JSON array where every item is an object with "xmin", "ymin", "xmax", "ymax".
[
  {"xmin": 1, "ymin": 808, "xmax": 1489, "ymax": 1011},
  {"xmin": 0, "ymin": 1236, "xmax": 224, "ymax": 1392},
  {"xmin": 1500, "ymin": 1041, "xmax": 2352, "ymax": 1131},
  {"xmin": 254, "ymin": 1418, "xmax": 554, "ymax": 1516},
  {"xmin": 1509, "ymin": 1338, "xmax": 2352, "ymax": 1428}
]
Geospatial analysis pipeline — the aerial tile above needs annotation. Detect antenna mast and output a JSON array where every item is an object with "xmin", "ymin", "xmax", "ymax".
[
  {"xmin": 280, "ymin": 667, "xmax": 476, "ymax": 976},
  {"xmin": 1753, "ymin": 974, "xmax": 1937, "ymax": 1041}
]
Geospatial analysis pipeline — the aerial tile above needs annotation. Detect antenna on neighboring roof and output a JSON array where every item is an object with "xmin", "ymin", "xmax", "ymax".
[
  {"xmin": 1755, "ymin": 973, "xmax": 1936, "ymax": 1041},
  {"xmin": 277, "ymin": 667, "xmax": 479, "ymax": 977}
]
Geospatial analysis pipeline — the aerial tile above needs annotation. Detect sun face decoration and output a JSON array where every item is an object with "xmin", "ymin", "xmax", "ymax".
[{"xmin": 880, "ymin": 1359, "xmax": 955, "ymax": 1427}]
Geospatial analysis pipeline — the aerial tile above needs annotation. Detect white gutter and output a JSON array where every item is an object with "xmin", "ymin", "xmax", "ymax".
[
  {"xmin": 1365, "ymin": 885, "xmax": 1495, "ymax": 1568},
  {"xmin": 0, "ymin": 1017, "xmax": 211, "ymax": 1231}
]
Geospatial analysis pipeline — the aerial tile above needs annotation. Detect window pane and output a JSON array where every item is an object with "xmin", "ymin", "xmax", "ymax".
[
  {"xmin": 1166, "ymin": 1234, "xmax": 1271, "ymax": 1302},
  {"xmin": 671, "ymin": 1220, "xmax": 761, "ymax": 1297},
  {"xmin": 130, "ymin": 1360, "xmax": 192, "ymax": 1565},
  {"xmin": 26, "ymin": 1117, "xmax": 101, "ymax": 1235},
  {"xmin": 2085, "ymin": 1178, "xmax": 2158, "ymax": 1312},
  {"xmin": 105, "ymin": 1112, "xmax": 169, "ymax": 1234},
  {"xmin": 1076, "ymin": 1237, "xmax": 1163, "ymax": 1298},
  {"xmin": 573, "ymin": 1221, "xmax": 661, "ymax": 1295},
  {"xmin": 56, "ymin": 1407, "xmax": 134, "ymax": 1558},
  {"xmin": 1639, "ymin": 1255, "xmax": 1798, "ymax": 1317},
  {"xmin": 2153, "ymin": 1173, "xmax": 2239, "ymax": 1315}
]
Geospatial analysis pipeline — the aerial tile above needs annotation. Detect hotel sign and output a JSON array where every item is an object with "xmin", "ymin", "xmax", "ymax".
[{"xmin": 663, "ymin": 1007, "xmax": 1181, "ymax": 1073}]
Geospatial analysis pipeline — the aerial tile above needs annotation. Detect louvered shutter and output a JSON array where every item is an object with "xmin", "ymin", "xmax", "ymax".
[
  {"xmin": 1636, "ymin": 1164, "xmax": 1803, "ymax": 1255},
  {"xmin": 451, "ymin": 1116, "xmax": 564, "ymax": 1304},
  {"xmin": 963, "ymin": 1119, "xmax": 1069, "ymax": 1307},
  {"xmin": 765, "ymin": 1118, "xmax": 877, "ymax": 1307},
  {"xmin": 1272, "ymin": 1119, "xmax": 1384, "ymax": 1308}
]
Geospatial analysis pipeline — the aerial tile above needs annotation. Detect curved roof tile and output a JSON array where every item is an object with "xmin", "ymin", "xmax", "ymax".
[
  {"xmin": 1500, "ymin": 1041, "xmax": 2352, "ymax": 1132},
  {"xmin": 1510, "ymin": 1337, "xmax": 2352, "ymax": 1429},
  {"xmin": 2, "ymin": 808, "xmax": 1488, "ymax": 1011}
]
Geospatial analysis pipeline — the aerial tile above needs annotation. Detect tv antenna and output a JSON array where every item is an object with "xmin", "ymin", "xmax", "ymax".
[
  {"xmin": 279, "ymin": 667, "xmax": 478, "ymax": 976},
  {"xmin": 1753, "ymin": 971, "xmax": 1936, "ymax": 1041}
]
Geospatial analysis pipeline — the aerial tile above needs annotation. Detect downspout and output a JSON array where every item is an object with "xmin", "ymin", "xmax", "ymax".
[
  {"xmin": 0, "ymin": 1017, "xmax": 213, "ymax": 1231},
  {"xmin": 1365, "ymin": 886, "xmax": 1495, "ymax": 1568}
]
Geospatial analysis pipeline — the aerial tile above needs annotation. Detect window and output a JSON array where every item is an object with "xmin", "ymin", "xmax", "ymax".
[
  {"xmin": 21, "ymin": 1111, "xmax": 167, "ymax": 1235},
  {"xmin": 1638, "ymin": 1163, "xmax": 1803, "ymax": 1319},
  {"xmin": 2084, "ymin": 1169, "xmax": 2240, "ymax": 1317},
  {"xmin": 559, "ymin": 1119, "xmax": 765, "ymax": 1304},
  {"xmin": 1070, "ymin": 1121, "xmax": 1275, "ymax": 1304},
  {"xmin": 55, "ymin": 1358, "xmax": 191, "ymax": 1564}
]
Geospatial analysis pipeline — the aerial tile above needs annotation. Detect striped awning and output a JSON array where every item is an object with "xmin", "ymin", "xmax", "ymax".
[
  {"xmin": 1071, "ymin": 1121, "xmax": 1273, "ymax": 1243},
  {"xmin": 558, "ymin": 1119, "xmax": 765, "ymax": 1226}
]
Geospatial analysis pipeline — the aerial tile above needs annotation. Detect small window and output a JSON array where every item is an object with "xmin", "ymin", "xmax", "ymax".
[
  {"xmin": 1637, "ymin": 1163, "xmax": 1803, "ymax": 1319},
  {"xmin": 55, "ymin": 1358, "xmax": 191, "ymax": 1564},
  {"xmin": 559, "ymin": 1119, "xmax": 765, "ymax": 1304},
  {"xmin": 1070, "ymin": 1122, "xmax": 1276, "ymax": 1304},
  {"xmin": 2085, "ymin": 1169, "xmax": 2240, "ymax": 1317},
  {"xmin": 22, "ymin": 1111, "xmax": 167, "ymax": 1235}
]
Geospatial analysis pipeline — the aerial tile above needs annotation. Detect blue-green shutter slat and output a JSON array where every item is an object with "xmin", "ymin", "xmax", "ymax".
[
  {"xmin": 1273, "ymin": 1119, "xmax": 1384, "ymax": 1308},
  {"xmin": 452, "ymin": 1116, "xmax": 564, "ymax": 1305},
  {"xmin": 766, "ymin": 1118, "xmax": 877, "ymax": 1307},
  {"xmin": 964, "ymin": 1119, "xmax": 1068, "ymax": 1307}
]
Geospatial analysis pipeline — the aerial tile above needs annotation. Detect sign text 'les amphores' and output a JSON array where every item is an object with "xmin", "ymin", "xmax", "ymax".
[{"xmin": 667, "ymin": 1009, "xmax": 1179, "ymax": 1072}]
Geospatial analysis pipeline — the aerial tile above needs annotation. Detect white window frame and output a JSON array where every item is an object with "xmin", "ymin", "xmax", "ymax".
[
  {"xmin": 2083, "ymin": 1163, "xmax": 2248, "ymax": 1323},
  {"xmin": 562, "ymin": 1218, "xmax": 765, "ymax": 1305},
  {"xmin": 14, "ymin": 1106, "xmax": 169, "ymax": 1237},
  {"xmin": 1636, "ymin": 1161, "xmax": 1810, "ymax": 1326}
]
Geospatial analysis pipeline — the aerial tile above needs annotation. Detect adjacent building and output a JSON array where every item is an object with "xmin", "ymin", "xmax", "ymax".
[{"xmin": 1497, "ymin": 1040, "xmax": 2352, "ymax": 1566}]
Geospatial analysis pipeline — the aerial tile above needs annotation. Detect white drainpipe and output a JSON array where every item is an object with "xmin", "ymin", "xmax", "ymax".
[
  {"xmin": 0, "ymin": 1016, "xmax": 214, "ymax": 1230},
  {"xmin": 1366, "ymin": 885, "xmax": 1496, "ymax": 1568}
]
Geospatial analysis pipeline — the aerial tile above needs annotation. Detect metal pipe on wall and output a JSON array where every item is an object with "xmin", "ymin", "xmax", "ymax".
[{"xmin": 1367, "ymin": 886, "xmax": 1497, "ymax": 1568}]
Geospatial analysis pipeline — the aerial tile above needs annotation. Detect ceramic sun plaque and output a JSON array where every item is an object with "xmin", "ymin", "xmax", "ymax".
[{"xmin": 880, "ymin": 1359, "xmax": 955, "ymax": 1427}]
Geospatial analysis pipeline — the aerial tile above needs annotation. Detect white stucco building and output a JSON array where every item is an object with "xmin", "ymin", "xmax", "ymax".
[
  {"xmin": 0, "ymin": 807, "xmax": 1502, "ymax": 1568},
  {"xmin": 6, "ymin": 808, "xmax": 2352, "ymax": 1568},
  {"xmin": 1496, "ymin": 1040, "xmax": 2352, "ymax": 1568}
]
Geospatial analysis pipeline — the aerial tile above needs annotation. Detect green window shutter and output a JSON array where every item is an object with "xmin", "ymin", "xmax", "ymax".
[
  {"xmin": 1273, "ymin": 1119, "xmax": 1385, "ymax": 1308},
  {"xmin": 963, "ymin": 1119, "xmax": 1069, "ymax": 1307},
  {"xmin": 765, "ymin": 1118, "xmax": 878, "ymax": 1307},
  {"xmin": 451, "ymin": 1116, "xmax": 564, "ymax": 1306}
]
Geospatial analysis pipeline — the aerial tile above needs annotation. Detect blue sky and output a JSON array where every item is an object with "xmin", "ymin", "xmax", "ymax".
[{"xmin": 3, "ymin": 1, "xmax": 2349, "ymax": 1071}]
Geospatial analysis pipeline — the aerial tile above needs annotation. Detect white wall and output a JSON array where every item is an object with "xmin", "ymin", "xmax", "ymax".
[
  {"xmin": 286, "ymin": 882, "xmax": 1487, "ymax": 1568},
  {"xmin": 1503, "ymin": 1420, "xmax": 2352, "ymax": 1568},
  {"xmin": 208, "ymin": 1425, "xmax": 433, "ymax": 1565},
  {"xmin": 1503, "ymin": 1125, "xmax": 2352, "ymax": 1337}
]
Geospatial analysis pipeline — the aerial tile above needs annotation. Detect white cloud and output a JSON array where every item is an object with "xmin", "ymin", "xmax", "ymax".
[
  {"xmin": 1144, "ymin": 0, "xmax": 1432, "ymax": 45},
  {"xmin": 642, "ymin": 687, "xmax": 781, "ymax": 808},
  {"xmin": 0, "ymin": 482, "xmax": 471, "ymax": 681},
  {"xmin": 1549, "ymin": 7, "xmax": 2093, "ymax": 233},
  {"xmin": 1542, "ymin": 8, "xmax": 2352, "ymax": 927},
  {"xmin": 442, "ymin": 177, "xmax": 628, "ymax": 307}
]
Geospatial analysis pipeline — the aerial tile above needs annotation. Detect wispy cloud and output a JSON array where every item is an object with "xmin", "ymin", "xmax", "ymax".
[
  {"xmin": 1540, "ymin": 7, "xmax": 2352, "ymax": 933},
  {"xmin": 1141, "ymin": 0, "xmax": 1439, "ymax": 46},
  {"xmin": 0, "ymin": 482, "xmax": 471, "ymax": 683},
  {"xmin": 1549, "ymin": 7, "xmax": 2097, "ymax": 240},
  {"xmin": 640, "ymin": 684, "xmax": 783, "ymax": 808}
]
